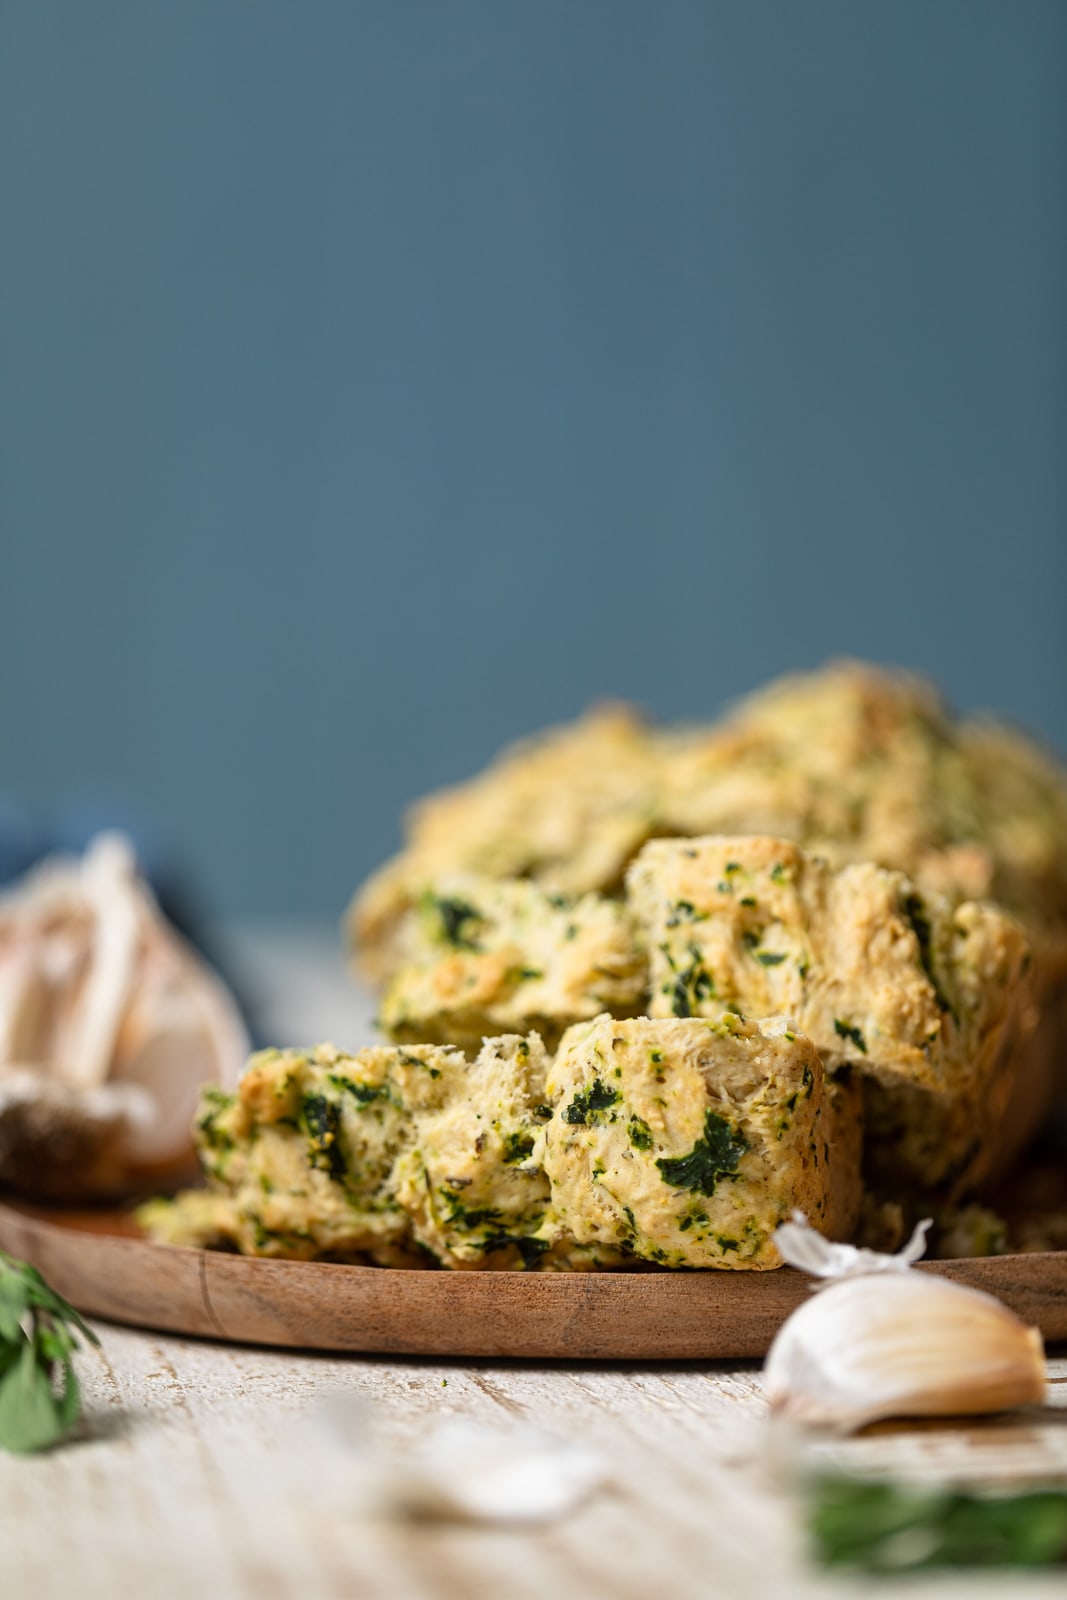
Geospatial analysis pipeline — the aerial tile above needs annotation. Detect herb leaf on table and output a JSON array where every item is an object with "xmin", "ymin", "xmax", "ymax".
[
  {"xmin": 808, "ymin": 1474, "xmax": 1067, "ymax": 1570},
  {"xmin": 0, "ymin": 1250, "xmax": 99, "ymax": 1454}
]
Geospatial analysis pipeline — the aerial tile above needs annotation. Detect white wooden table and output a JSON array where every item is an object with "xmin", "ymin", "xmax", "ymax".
[{"xmin": 3, "ymin": 926, "xmax": 1066, "ymax": 1599}]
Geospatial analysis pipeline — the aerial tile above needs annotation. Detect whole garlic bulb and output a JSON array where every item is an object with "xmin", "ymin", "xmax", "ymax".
[
  {"xmin": 764, "ymin": 1217, "xmax": 1046, "ymax": 1433},
  {"xmin": 0, "ymin": 833, "xmax": 248, "ymax": 1199}
]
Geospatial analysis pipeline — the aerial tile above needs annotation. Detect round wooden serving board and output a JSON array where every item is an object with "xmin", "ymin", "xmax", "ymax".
[{"xmin": 2, "ymin": 1196, "xmax": 1065, "ymax": 1360}]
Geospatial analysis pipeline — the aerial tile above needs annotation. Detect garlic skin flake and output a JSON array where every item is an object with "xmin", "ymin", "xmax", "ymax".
[
  {"xmin": 764, "ymin": 1220, "xmax": 1047, "ymax": 1433},
  {"xmin": 773, "ymin": 1210, "xmax": 931, "ymax": 1283},
  {"xmin": 394, "ymin": 1418, "xmax": 606, "ymax": 1524},
  {"xmin": 305, "ymin": 1400, "xmax": 606, "ymax": 1525}
]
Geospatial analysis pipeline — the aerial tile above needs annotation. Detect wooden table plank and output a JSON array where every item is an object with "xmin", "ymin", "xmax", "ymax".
[{"xmin": 3, "ymin": 1318, "xmax": 1066, "ymax": 1600}]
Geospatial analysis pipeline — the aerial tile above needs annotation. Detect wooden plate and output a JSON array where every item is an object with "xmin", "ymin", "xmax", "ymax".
[{"xmin": 2, "ymin": 1196, "xmax": 1066, "ymax": 1359}]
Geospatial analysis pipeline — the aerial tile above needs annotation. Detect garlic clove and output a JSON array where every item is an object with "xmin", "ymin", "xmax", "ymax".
[
  {"xmin": 107, "ymin": 886, "xmax": 249, "ymax": 1171},
  {"xmin": 0, "ymin": 947, "xmax": 53, "ymax": 1065},
  {"xmin": 763, "ymin": 1270, "xmax": 1047, "ymax": 1433},
  {"xmin": 60, "ymin": 835, "xmax": 141, "ymax": 1091},
  {"xmin": 0, "ymin": 832, "xmax": 249, "ymax": 1198},
  {"xmin": 111, "ymin": 1012, "xmax": 220, "ymax": 1169}
]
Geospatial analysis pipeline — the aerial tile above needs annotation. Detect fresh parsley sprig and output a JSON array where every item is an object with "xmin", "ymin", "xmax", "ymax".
[
  {"xmin": 808, "ymin": 1474, "xmax": 1067, "ymax": 1570},
  {"xmin": 0, "ymin": 1250, "xmax": 99, "ymax": 1454}
]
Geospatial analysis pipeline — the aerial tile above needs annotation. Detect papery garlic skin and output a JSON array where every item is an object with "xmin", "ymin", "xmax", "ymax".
[
  {"xmin": 773, "ymin": 1210, "xmax": 931, "ymax": 1282},
  {"xmin": 763, "ymin": 1270, "xmax": 1046, "ymax": 1433}
]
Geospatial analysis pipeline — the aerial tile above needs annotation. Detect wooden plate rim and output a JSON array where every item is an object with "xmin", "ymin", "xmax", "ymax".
[{"xmin": 2, "ymin": 1197, "xmax": 1065, "ymax": 1361}]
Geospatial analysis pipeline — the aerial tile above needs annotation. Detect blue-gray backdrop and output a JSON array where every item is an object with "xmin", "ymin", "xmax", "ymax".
[{"xmin": 2, "ymin": 1, "xmax": 1065, "ymax": 917}]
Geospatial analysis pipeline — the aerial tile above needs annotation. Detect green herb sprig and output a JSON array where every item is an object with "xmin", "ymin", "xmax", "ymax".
[
  {"xmin": 808, "ymin": 1474, "xmax": 1067, "ymax": 1571},
  {"xmin": 0, "ymin": 1251, "xmax": 99, "ymax": 1454}
]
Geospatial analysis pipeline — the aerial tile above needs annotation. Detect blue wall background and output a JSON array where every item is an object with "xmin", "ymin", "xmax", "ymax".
[{"xmin": 2, "ymin": 1, "xmax": 1065, "ymax": 917}]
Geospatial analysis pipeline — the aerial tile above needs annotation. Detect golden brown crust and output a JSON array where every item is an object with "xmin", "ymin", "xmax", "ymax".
[
  {"xmin": 348, "ymin": 662, "xmax": 1067, "ymax": 997},
  {"xmin": 346, "ymin": 704, "xmax": 665, "ymax": 983},
  {"xmin": 663, "ymin": 663, "xmax": 1067, "ymax": 992}
]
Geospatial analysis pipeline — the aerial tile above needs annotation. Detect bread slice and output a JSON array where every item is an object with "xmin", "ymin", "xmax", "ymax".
[
  {"xmin": 378, "ymin": 874, "xmax": 646, "ymax": 1051},
  {"xmin": 536, "ymin": 1013, "xmax": 858, "ymax": 1269},
  {"xmin": 627, "ymin": 835, "xmax": 1034, "ymax": 1192}
]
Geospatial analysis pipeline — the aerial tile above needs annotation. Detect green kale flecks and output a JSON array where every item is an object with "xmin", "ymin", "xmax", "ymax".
[
  {"xmin": 661, "ymin": 942, "xmax": 716, "ymax": 1017},
  {"xmin": 440, "ymin": 1191, "xmax": 505, "ymax": 1231},
  {"xmin": 196, "ymin": 1088, "xmax": 236, "ymax": 1153},
  {"xmin": 833, "ymin": 1019, "xmax": 868, "ymax": 1055},
  {"xmin": 564, "ymin": 1078, "xmax": 621, "ymax": 1125},
  {"xmin": 785, "ymin": 1063, "xmax": 815, "ymax": 1112},
  {"xmin": 903, "ymin": 891, "xmax": 956, "ymax": 1018},
  {"xmin": 425, "ymin": 893, "xmax": 485, "ymax": 950},
  {"xmin": 302, "ymin": 1094, "xmax": 347, "ymax": 1179},
  {"xmin": 397, "ymin": 1050, "xmax": 443, "ymax": 1079},
  {"xmin": 666, "ymin": 900, "xmax": 707, "ymax": 928},
  {"xmin": 479, "ymin": 1234, "xmax": 551, "ymax": 1268},
  {"xmin": 503, "ymin": 1130, "xmax": 536, "ymax": 1163},
  {"xmin": 328, "ymin": 1073, "xmax": 389, "ymax": 1104},
  {"xmin": 628, "ymin": 1116, "xmax": 653, "ymax": 1151},
  {"xmin": 656, "ymin": 1110, "xmax": 748, "ymax": 1197}
]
